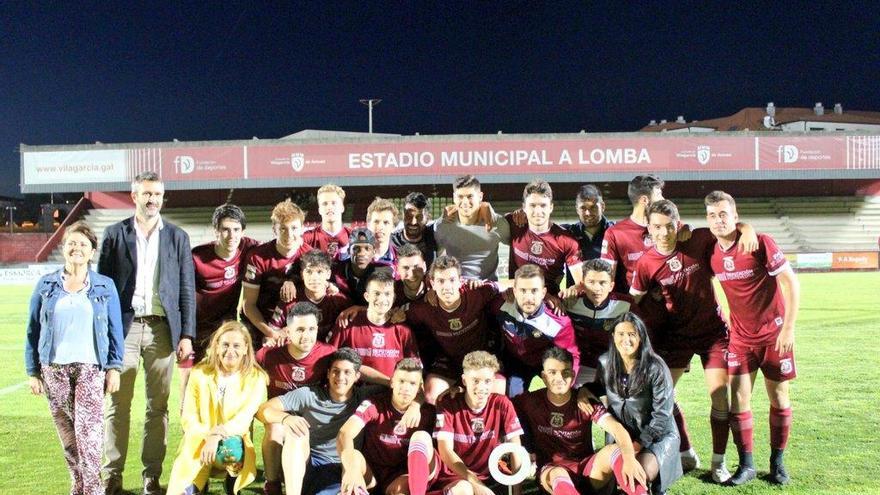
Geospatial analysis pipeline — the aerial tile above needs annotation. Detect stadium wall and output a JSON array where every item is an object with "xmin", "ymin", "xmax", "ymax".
[{"xmin": 0, "ymin": 233, "xmax": 51, "ymax": 263}]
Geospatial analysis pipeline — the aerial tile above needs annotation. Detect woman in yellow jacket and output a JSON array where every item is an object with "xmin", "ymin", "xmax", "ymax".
[{"xmin": 168, "ymin": 321, "xmax": 268, "ymax": 495}]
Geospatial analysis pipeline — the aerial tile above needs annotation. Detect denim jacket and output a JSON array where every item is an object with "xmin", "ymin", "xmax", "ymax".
[{"xmin": 25, "ymin": 269, "xmax": 125, "ymax": 376}]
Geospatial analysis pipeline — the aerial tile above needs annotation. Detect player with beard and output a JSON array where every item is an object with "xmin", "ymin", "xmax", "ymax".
[
  {"xmin": 408, "ymin": 351, "xmax": 524, "ymax": 495},
  {"xmin": 243, "ymin": 200, "xmax": 310, "ymax": 346},
  {"xmin": 329, "ymin": 269, "xmax": 420, "ymax": 386},
  {"xmin": 258, "ymin": 302, "xmax": 336, "ymax": 495},
  {"xmin": 705, "ymin": 191, "xmax": 799, "ymax": 486},
  {"xmin": 506, "ymin": 180, "xmax": 582, "ymax": 294},
  {"xmin": 515, "ymin": 347, "xmax": 647, "ymax": 495},
  {"xmin": 491, "ymin": 264, "xmax": 579, "ymax": 397},
  {"xmin": 564, "ymin": 258, "xmax": 636, "ymax": 386},
  {"xmin": 269, "ymin": 250, "xmax": 353, "ymax": 342},
  {"xmin": 404, "ymin": 255, "xmax": 503, "ymax": 404},
  {"xmin": 391, "ymin": 192, "xmax": 437, "ymax": 267},
  {"xmin": 393, "ymin": 243, "xmax": 430, "ymax": 306},
  {"xmin": 303, "ymin": 184, "xmax": 351, "ymax": 258},
  {"xmin": 631, "ymin": 200, "xmax": 737, "ymax": 483},
  {"xmin": 337, "ymin": 358, "xmax": 435, "ymax": 495},
  {"xmin": 186, "ymin": 204, "xmax": 259, "ymax": 400}
]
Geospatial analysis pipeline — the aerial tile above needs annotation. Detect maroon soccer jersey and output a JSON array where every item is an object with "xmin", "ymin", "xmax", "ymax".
[
  {"xmin": 565, "ymin": 293, "xmax": 636, "ymax": 367},
  {"xmin": 192, "ymin": 237, "xmax": 260, "ymax": 337},
  {"xmin": 514, "ymin": 390, "xmax": 610, "ymax": 470},
  {"xmin": 242, "ymin": 240, "xmax": 310, "ymax": 321},
  {"xmin": 600, "ymin": 217, "xmax": 653, "ymax": 293},
  {"xmin": 491, "ymin": 298, "xmax": 581, "ymax": 372},
  {"xmin": 710, "ymin": 232, "xmax": 790, "ymax": 346},
  {"xmin": 434, "ymin": 393, "xmax": 524, "ymax": 481},
  {"xmin": 303, "ymin": 225, "xmax": 351, "ymax": 258},
  {"xmin": 256, "ymin": 341, "xmax": 335, "ymax": 398},
  {"xmin": 328, "ymin": 312, "xmax": 420, "ymax": 378},
  {"xmin": 406, "ymin": 284, "xmax": 499, "ymax": 366},
  {"xmin": 631, "ymin": 229, "xmax": 726, "ymax": 340},
  {"xmin": 268, "ymin": 288, "xmax": 354, "ymax": 342},
  {"xmin": 353, "ymin": 392, "xmax": 435, "ymax": 484},
  {"xmin": 507, "ymin": 217, "xmax": 582, "ymax": 293}
]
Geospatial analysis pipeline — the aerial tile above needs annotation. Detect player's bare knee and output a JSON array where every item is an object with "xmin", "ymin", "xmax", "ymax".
[
  {"xmin": 766, "ymin": 379, "xmax": 790, "ymax": 408},
  {"xmin": 450, "ymin": 480, "xmax": 475, "ymax": 495},
  {"xmin": 268, "ymin": 422, "xmax": 287, "ymax": 443}
]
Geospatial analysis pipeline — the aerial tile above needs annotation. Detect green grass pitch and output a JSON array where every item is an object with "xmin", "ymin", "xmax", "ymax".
[{"xmin": 1, "ymin": 272, "xmax": 878, "ymax": 494}]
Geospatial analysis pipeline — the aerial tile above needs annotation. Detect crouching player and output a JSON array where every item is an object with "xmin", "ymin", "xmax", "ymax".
[
  {"xmin": 515, "ymin": 347, "xmax": 647, "ymax": 495},
  {"xmin": 337, "ymin": 358, "xmax": 435, "ymax": 495},
  {"xmin": 408, "ymin": 351, "xmax": 525, "ymax": 495}
]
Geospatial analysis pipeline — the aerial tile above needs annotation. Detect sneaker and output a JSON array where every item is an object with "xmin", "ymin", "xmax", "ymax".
[
  {"xmin": 103, "ymin": 477, "xmax": 123, "ymax": 495},
  {"xmin": 769, "ymin": 463, "xmax": 791, "ymax": 485},
  {"xmin": 263, "ymin": 480, "xmax": 282, "ymax": 495},
  {"xmin": 711, "ymin": 461, "xmax": 732, "ymax": 483},
  {"xmin": 143, "ymin": 476, "xmax": 162, "ymax": 495},
  {"xmin": 680, "ymin": 448, "xmax": 700, "ymax": 472},
  {"xmin": 725, "ymin": 465, "xmax": 756, "ymax": 486}
]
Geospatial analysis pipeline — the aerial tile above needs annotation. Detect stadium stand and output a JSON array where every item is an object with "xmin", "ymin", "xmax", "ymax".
[{"xmin": 47, "ymin": 197, "xmax": 880, "ymax": 263}]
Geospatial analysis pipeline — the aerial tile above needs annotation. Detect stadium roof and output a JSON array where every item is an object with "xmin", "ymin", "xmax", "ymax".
[
  {"xmin": 641, "ymin": 106, "xmax": 880, "ymax": 132},
  {"xmin": 280, "ymin": 129, "xmax": 401, "ymax": 139}
]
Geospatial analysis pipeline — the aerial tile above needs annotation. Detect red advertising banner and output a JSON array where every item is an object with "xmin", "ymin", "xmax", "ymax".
[
  {"xmin": 831, "ymin": 251, "xmax": 879, "ymax": 270},
  {"xmin": 20, "ymin": 134, "xmax": 880, "ymax": 192}
]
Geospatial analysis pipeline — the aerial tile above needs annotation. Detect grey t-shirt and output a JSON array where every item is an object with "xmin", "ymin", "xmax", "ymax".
[
  {"xmin": 279, "ymin": 384, "xmax": 381, "ymax": 463},
  {"xmin": 434, "ymin": 213, "xmax": 511, "ymax": 281}
]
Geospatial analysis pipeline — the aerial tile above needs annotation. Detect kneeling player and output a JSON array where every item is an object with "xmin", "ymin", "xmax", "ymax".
[
  {"xmin": 408, "ymin": 351, "xmax": 525, "ymax": 495},
  {"xmin": 337, "ymin": 358, "xmax": 435, "ymax": 495},
  {"xmin": 516, "ymin": 347, "xmax": 646, "ymax": 495}
]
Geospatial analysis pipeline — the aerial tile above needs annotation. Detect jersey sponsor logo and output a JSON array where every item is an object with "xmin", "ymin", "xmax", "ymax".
[
  {"xmin": 530, "ymin": 241, "xmax": 544, "ymax": 255},
  {"xmin": 549, "ymin": 412, "xmax": 564, "ymax": 428},
  {"xmin": 723, "ymin": 256, "xmax": 735, "ymax": 272},
  {"xmin": 449, "ymin": 318, "xmax": 463, "ymax": 331},
  {"xmin": 372, "ymin": 333, "xmax": 386, "ymax": 348},
  {"xmin": 774, "ymin": 317, "xmax": 784, "ymax": 327},
  {"xmin": 780, "ymin": 358, "xmax": 793, "ymax": 375},
  {"xmin": 291, "ymin": 366, "xmax": 306, "ymax": 382},
  {"xmin": 471, "ymin": 417, "xmax": 485, "ymax": 434},
  {"xmin": 393, "ymin": 421, "xmax": 408, "ymax": 436},
  {"xmin": 245, "ymin": 264, "xmax": 257, "ymax": 281},
  {"xmin": 666, "ymin": 257, "xmax": 683, "ymax": 272}
]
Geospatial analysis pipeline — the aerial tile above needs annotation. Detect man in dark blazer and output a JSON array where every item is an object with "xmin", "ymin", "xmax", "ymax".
[{"xmin": 98, "ymin": 171, "xmax": 195, "ymax": 495}]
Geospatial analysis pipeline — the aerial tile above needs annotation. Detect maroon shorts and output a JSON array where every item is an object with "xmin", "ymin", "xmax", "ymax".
[
  {"xmin": 727, "ymin": 340, "xmax": 797, "ymax": 382},
  {"xmin": 656, "ymin": 332, "xmax": 728, "ymax": 370},
  {"xmin": 539, "ymin": 454, "xmax": 598, "ymax": 490}
]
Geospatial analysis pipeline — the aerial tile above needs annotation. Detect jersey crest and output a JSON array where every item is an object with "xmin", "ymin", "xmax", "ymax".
[
  {"xmin": 449, "ymin": 318, "xmax": 462, "ymax": 331},
  {"xmin": 393, "ymin": 421, "xmax": 407, "ymax": 436},
  {"xmin": 291, "ymin": 366, "xmax": 306, "ymax": 382},
  {"xmin": 372, "ymin": 333, "xmax": 386, "ymax": 348},
  {"xmin": 666, "ymin": 257, "xmax": 682, "ymax": 272},
  {"xmin": 549, "ymin": 412, "xmax": 564, "ymax": 428},
  {"xmin": 723, "ymin": 256, "xmax": 735, "ymax": 272},
  {"xmin": 471, "ymin": 417, "xmax": 485, "ymax": 434},
  {"xmin": 328, "ymin": 241, "xmax": 339, "ymax": 256},
  {"xmin": 224, "ymin": 266, "xmax": 236, "ymax": 279},
  {"xmin": 530, "ymin": 241, "xmax": 544, "ymax": 255}
]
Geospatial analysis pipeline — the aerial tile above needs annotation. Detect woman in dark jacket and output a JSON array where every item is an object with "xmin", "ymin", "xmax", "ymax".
[
  {"xmin": 25, "ymin": 221, "xmax": 124, "ymax": 495},
  {"xmin": 596, "ymin": 312, "xmax": 682, "ymax": 494}
]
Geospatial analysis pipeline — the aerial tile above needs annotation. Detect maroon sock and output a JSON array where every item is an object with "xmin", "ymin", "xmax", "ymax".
[
  {"xmin": 710, "ymin": 408, "xmax": 730, "ymax": 456},
  {"xmin": 407, "ymin": 441, "xmax": 431, "ymax": 495},
  {"xmin": 729, "ymin": 410, "xmax": 754, "ymax": 453},
  {"xmin": 673, "ymin": 402, "xmax": 692, "ymax": 451},
  {"xmin": 611, "ymin": 449, "xmax": 648, "ymax": 495},
  {"xmin": 769, "ymin": 406, "xmax": 792, "ymax": 450},
  {"xmin": 551, "ymin": 476, "xmax": 579, "ymax": 495}
]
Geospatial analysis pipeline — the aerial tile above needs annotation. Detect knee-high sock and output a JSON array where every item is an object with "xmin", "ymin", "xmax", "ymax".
[
  {"xmin": 611, "ymin": 448, "xmax": 648, "ymax": 495},
  {"xmin": 710, "ymin": 408, "xmax": 730, "ymax": 456},
  {"xmin": 729, "ymin": 410, "xmax": 754, "ymax": 453},
  {"xmin": 407, "ymin": 441, "xmax": 431, "ymax": 495},
  {"xmin": 672, "ymin": 402, "xmax": 692, "ymax": 452},
  {"xmin": 551, "ymin": 476, "xmax": 579, "ymax": 495},
  {"xmin": 769, "ymin": 406, "xmax": 792, "ymax": 450}
]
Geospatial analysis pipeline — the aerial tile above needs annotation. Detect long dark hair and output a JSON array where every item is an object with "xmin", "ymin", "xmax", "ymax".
[{"xmin": 604, "ymin": 312, "xmax": 661, "ymax": 397}]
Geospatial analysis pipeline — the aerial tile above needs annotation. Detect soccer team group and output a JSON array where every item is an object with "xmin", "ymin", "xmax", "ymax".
[{"xmin": 52, "ymin": 172, "xmax": 801, "ymax": 495}]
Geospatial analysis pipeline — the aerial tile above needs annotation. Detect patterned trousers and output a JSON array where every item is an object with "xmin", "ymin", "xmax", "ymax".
[{"xmin": 42, "ymin": 363, "xmax": 105, "ymax": 495}]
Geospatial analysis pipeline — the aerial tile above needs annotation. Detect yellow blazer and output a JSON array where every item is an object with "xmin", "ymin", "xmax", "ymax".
[{"xmin": 168, "ymin": 365, "xmax": 268, "ymax": 495}]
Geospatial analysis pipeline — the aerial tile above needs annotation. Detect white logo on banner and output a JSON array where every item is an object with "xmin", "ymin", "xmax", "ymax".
[
  {"xmin": 697, "ymin": 145, "xmax": 711, "ymax": 165},
  {"xmin": 777, "ymin": 145, "xmax": 799, "ymax": 163},
  {"xmin": 174, "ymin": 156, "xmax": 195, "ymax": 174},
  {"xmin": 291, "ymin": 153, "xmax": 305, "ymax": 172}
]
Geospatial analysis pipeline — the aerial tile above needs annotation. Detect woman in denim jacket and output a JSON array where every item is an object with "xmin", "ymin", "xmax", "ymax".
[{"xmin": 25, "ymin": 221, "xmax": 125, "ymax": 495}]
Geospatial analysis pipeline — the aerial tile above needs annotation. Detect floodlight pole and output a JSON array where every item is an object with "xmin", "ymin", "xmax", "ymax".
[
  {"xmin": 5, "ymin": 205, "xmax": 16, "ymax": 234},
  {"xmin": 359, "ymin": 98, "xmax": 382, "ymax": 133}
]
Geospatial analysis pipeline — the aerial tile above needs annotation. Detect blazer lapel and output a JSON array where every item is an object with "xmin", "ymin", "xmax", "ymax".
[{"xmin": 124, "ymin": 218, "xmax": 137, "ymax": 264}]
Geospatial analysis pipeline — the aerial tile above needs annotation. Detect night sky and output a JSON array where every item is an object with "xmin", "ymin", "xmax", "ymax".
[{"xmin": 2, "ymin": 1, "xmax": 878, "ymax": 198}]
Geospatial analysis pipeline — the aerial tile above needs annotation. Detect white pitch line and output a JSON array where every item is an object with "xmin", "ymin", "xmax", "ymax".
[{"xmin": 0, "ymin": 381, "xmax": 28, "ymax": 395}]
